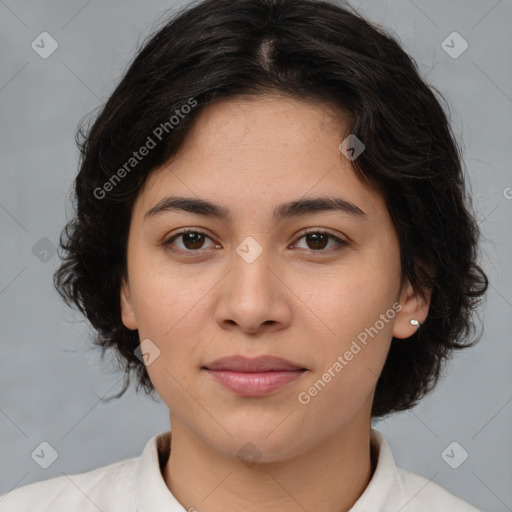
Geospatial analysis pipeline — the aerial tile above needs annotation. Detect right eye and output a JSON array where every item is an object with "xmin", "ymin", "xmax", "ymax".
[{"xmin": 162, "ymin": 229, "xmax": 219, "ymax": 253}]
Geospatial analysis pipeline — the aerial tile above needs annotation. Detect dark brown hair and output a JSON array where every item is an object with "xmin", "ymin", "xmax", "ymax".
[{"xmin": 54, "ymin": 0, "xmax": 489, "ymax": 419}]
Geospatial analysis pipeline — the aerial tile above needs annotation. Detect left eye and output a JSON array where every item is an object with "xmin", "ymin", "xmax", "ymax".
[
  {"xmin": 163, "ymin": 229, "xmax": 347, "ymax": 253},
  {"xmin": 294, "ymin": 231, "xmax": 347, "ymax": 251}
]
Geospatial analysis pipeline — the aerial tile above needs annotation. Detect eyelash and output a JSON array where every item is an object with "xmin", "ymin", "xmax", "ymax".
[{"xmin": 162, "ymin": 228, "xmax": 348, "ymax": 256}]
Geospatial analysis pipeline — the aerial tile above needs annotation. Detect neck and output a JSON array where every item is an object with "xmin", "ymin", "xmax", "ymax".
[{"xmin": 163, "ymin": 415, "xmax": 376, "ymax": 512}]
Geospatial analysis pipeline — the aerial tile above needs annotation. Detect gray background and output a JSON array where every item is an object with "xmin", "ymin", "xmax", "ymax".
[{"xmin": 1, "ymin": 0, "xmax": 511, "ymax": 510}]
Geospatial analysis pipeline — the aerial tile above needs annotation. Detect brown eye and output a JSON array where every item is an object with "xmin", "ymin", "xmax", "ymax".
[
  {"xmin": 294, "ymin": 231, "xmax": 347, "ymax": 252},
  {"xmin": 179, "ymin": 232, "xmax": 207, "ymax": 250},
  {"xmin": 304, "ymin": 233, "xmax": 329, "ymax": 250},
  {"xmin": 163, "ymin": 230, "xmax": 216, "ymax": 252}
]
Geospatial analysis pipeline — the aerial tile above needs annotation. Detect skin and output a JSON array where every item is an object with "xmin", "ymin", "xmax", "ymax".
[{"xmin": 120, "ymin": 94, "xmax": 431, "ymax": 512}]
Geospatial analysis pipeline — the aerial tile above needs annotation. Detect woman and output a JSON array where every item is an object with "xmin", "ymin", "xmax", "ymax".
[{"xmin": 0, "ymin": 0, "xmax": 488, "ymax": 510}]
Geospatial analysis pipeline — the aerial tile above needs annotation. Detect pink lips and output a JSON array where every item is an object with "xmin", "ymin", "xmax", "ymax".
[{"xmin": 203, "ymin": 355, "xmax": 307, "ymax": 397}]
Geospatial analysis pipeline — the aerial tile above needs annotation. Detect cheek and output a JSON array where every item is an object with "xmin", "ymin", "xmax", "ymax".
[
  {"xmin": 144, "ymin": 357, "xmax": 191, "ymax": 420},
  {"xmin": 128, "ymin": 257, "xmax": 200, "ymax": 336},
  {"xmin": 301, "ymin": 266, "xmax": 397, "ymax": 394},
  {"xmin": 297, "ymin": 327, "xmax": 392, "ymax": 424},
  {"xmin": 307, "ymin": 267, "xmax": 395, "ymax": 341},
  {"xmin": 131, "ymin": 274, "xmax": 209, "ymax": 388}
]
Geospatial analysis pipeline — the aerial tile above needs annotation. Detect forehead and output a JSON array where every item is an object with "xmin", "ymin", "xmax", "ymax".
[
  {"xmin": 133, "ymin": 95, "xmax": 386, "ymax": 224},
  {"xmin": 188, "ymin": 94, "xmax": 348, "ymax": 147}
]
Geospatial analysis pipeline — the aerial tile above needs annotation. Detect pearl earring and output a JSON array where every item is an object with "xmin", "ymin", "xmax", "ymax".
[{"xmin": 410, "ymin": 319, "xmax": 419, "ymax": 327}]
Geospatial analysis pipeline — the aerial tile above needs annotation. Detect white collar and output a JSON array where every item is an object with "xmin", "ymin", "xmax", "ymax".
[{"xmin": 135, "ymin": 428, "xmax": 396, "ymax": 511}]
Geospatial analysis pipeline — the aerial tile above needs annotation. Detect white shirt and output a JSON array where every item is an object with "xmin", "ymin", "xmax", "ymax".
[{"xmin": 0, "ymin": 429, "xmax": 482, "ymax": 511}]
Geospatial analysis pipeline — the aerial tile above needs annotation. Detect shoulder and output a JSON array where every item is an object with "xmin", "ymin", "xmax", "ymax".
[
  {"xmin": 393, "ymin": 466, "xmax": 482, "ymax": 511},
  {"xmin": 0, "ymin": 456, "xmax": 138, "ymax": 512},
  {"xmin": 368, "ymin": 429, "xmax": 482, "ymax": 512}
]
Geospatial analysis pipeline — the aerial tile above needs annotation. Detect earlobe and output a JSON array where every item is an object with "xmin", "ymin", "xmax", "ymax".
[
  {"xmin": 392, "ymin": 279, "xmax": 431, "ymax": 339},
  {"xmin": 120, "ymin": 277, "xmax": 138, "ymax": 330}
]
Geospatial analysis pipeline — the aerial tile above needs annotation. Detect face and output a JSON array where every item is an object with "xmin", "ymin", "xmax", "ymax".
[{"xmin": 120, "ymin": 94, "xmax": 429, "ymax": 462}]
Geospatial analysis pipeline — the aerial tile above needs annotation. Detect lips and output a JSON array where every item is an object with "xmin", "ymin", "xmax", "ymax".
[
  {"xmin": 203, "ymin": 355, "xmax": 307, "ymax": 397},
  {"xmin": 203, "ymin": 355, "xmax": 306, "ymax": 372}
]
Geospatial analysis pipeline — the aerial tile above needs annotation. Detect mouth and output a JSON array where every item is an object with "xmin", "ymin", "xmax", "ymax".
[{"xmin": 202, "ymin": 355, "xmax": 307, "ymax": 397}]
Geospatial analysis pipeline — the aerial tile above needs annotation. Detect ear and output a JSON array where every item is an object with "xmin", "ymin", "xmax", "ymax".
[
  {"xmin": 392, "ymin": 278, "xmax": 432, "ymax": 339},
  {"xmin": 120, "ymin": 276, "xmax": 138, "ymax": 330}
]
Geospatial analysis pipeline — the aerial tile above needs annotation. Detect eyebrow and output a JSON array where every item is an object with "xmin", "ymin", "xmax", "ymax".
[{"xmin": 144, "ymin": 195, "xmax": 368, "ymax": 223}]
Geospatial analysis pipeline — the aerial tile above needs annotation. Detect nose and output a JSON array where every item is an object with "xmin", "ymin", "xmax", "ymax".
[{"xmin": 214, "ymin": 247, "xmax": 292, "ymax": 335}]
